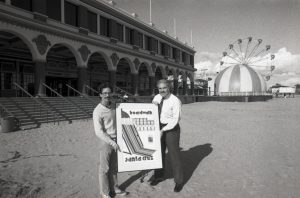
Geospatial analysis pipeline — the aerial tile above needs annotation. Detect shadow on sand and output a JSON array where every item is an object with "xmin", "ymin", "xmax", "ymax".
[{"xmin": 119, "ymin": 143, "xmax": 213, "ymax": 190}]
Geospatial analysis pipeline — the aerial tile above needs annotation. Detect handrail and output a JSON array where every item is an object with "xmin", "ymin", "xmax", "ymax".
[
  {"xmin": 13, "ymin": 82, "xmax": 60, "ymax": 124},
  {"xmin": 115, "ymin": 86, "xmax": 133, "ymax": 97},
  {"xmin": 42, "ymin": 83, "xmax": 91, "ymax": 118},
  {"xmin": 85, "ymin": 84, "xmax": 99, "ymax": 95},
  {"xmin": 66, "ymin": 84, "xmax": 98, "ymax": 105},
  {"xmin": 0, "ymin": 103, "xmax": 14, "ymax": 118}
]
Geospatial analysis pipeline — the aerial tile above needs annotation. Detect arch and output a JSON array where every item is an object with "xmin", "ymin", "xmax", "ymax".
[
  {"xmin": 139, "ymin": 62, "xmax": 153, "ymax": 76},
  {"xmin": 88, "ymin": 51, "xmax": 114, "ymax": 71},
  {"xmin": 155, "ymin": 65, "xmax": 167, "ymax": 79},
  {"xmin": 0, "ymin": 29, "xmax": 36, "ymax": 60},
  {"xmin": 45, "ymin": 44, "xmax": 78, "ymax": 96},
  {"xmin": 46, "ymin": 42, "xmax": 82, "ymax": 67},
  {"xmin": 117, "ymin": 56, "xmax": 135, "ymax": 73},
  {"xmin": 87, "ymin": 52, "xmax": 111, "ymax": 95},
  {"xmin": 116, "ymin": 58, "xmax": 133, "ymax": 94},
  {"xmin": 0, "ymin": 30, "xmax": 35, "ymax": 96},
  {"xmin": 138, "ymin": 63, "xmax": 151, "ymax": 96}
]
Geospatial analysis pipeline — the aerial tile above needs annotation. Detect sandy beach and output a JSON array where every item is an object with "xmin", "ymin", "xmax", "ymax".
[{"xmin": 1, "ymin": 97, "xmax": 300, "ymax": 198}]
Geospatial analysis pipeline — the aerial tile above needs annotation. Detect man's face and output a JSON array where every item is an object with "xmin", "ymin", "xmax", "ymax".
[
  {"xmin": 100, "ymin": 87, "xmax": 112, "ymax": 102},
  {"xmin": 158, "ymin": 82, "xmax": 170, "ymax": 98}
]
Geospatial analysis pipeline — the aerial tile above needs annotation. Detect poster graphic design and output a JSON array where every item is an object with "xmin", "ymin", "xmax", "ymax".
[{"xmin": 116, "ymin": 103, "xmax": 162, "ymax": 172}]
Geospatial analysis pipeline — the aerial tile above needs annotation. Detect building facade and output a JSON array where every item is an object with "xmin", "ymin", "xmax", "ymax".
[{"xmin": 0, "ymin": 0, "xmax": 196, "ymax": 97}]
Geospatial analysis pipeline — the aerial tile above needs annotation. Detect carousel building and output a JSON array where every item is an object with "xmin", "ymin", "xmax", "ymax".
[{"xmin": 0, "ymin": 0, "xmax": 196, "ymax": 97}]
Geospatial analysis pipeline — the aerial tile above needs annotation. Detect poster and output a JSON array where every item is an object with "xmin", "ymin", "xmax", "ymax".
[{"xmin": 116, "ymin": 103, "xmax": 162, "ymax": 172}]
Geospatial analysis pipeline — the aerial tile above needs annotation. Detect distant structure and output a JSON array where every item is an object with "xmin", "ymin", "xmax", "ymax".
[
  {"xmin": 214, "ymin": 37, "xmax": 275, "ymax": 101},
  {"xmin": 214, "ymin": 64, "xmax": 267, "ymax": 96}
]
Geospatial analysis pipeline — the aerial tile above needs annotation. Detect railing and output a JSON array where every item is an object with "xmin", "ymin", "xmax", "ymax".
[
  {"xmin": 85, "ymin": 85, "xmax": 99, "ymax": 96},
  {"xmin": 218, "ymin": 92, "xmax": 270, "ymax": 96},
  {"xmin": 115, "ymin": 86, "xmax": 133, "ymax": 97},
  {"xmin": 0, "ymin": 103, "xmax": 14, "ymax": 118},
  {"xmin": 13, "ymin": 82, "xmax": 60, "ymax": 124},
  {"xmin": 42, "ymin": 83, "xmax": 91, "ymax": 118},
  {"xmin": 66, "ymin": 84, "xmax": 98, "ymax": 105}
]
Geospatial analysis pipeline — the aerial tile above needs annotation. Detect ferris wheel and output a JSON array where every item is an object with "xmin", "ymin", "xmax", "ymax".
[{"xmin": 220, "ymin": 37, "xmax": 275, "ymax": 81}]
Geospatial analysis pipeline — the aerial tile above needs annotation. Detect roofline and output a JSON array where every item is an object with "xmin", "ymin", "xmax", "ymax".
[{"xmin": 81, "ymin": 0, "xmax": 196, "ymax": 54}]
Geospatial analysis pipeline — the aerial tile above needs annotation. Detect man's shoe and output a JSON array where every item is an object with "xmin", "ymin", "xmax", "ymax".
[
  {"xmin": 150, "ymin": 178, "xmax": 163, "ymax": 186},
  {"xmin": 114, "ymin": 189, "xmax": 128, "ymax": 196},
  {"xmin": 174, "ymin": 183, "xmax": 183, "ymax": 192}
]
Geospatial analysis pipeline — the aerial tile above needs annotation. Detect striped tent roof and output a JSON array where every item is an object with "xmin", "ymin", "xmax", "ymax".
[{"xmin": 215, "ymin": 64, "xmax": 267, "ymax": 95}]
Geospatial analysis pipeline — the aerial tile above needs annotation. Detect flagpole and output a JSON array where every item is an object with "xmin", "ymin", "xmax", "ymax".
[
  {"xmin": 150, "ymin": 0, "xmax": 152, "ymax": 23},
  {"xmin": 174, "ymin": 18, "xmax": 176, "ymax": 37},
  {"xmin": 191, "ymin": 30, "xmax": 193, "ymax": 46}
]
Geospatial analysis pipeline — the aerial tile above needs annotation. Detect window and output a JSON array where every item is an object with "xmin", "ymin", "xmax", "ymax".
[
  {"xmin": 100, "ymin": 16, "xmax": 110, "ymax": 37},
  {"xmin": 190, "ymin": 55, "xmax": 194, "ymax": 65},
  {"xmin": 137, "ymin": 32, "xmax": 143, "ymax": 48},
  {"xmin": 172, "ymin": 47, "xmax": 177, "ymax": 59},
  {"xmin": 88, "ymin": 11, "xmax": 97, "ymax": 33},
  {"xmin": 117, "ymin": 23, "xmax": 124, "ymax": 41},
  {"xmin": 181, "ymin": 52, "xmax": 186, "ymax": 63},
  {"xmin": 11, "ymin": 0, "xmax": 32, "ymax": 11},
  {"xmin": 125, "ymin": 27, "xmax": 134, "ymax": 45},
  {"xmin": 153, "ymin": 39, "xmax": 158, "ymax": 53},
  {"xmin": 65, "ymin": 1, "xmax": 78, "ymax": 27},
  {"xmin": 161, "ymin": 43, "xmax": 170, "ymax": 57},
  {"xmin": 47, "ymin": 0, "xmax": 61, "ymax": 21},
  {"xmin": 145, "ymin": 36, "xmax": 151, "ymax": 51}
]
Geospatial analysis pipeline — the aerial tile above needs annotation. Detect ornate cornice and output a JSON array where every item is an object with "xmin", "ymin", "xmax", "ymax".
[
  {"xmin": 32, "ymin": 34, "xmax": 51, "ymax": 55},
  {"xmin": 78, "ymin": 45, "xmax": 91, "ymax": 62},
  {"xmin": 110, "ymin": 53, "xmax": 119, "ymax": 67},
  {"xmin": 133, "ymin": 58, "xmax": 140, "ymax": 71}
]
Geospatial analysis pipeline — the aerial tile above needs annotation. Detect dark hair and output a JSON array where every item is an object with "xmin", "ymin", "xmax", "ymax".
[{"xmin": 97, "ymin": 82, "xmax": 113, "ymax": 94}]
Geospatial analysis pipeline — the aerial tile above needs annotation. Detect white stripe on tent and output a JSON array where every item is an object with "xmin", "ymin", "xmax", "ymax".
[
  {"xmin": 219, "ymin": 66, "xmax": 234, "ymax": 92},
  {"xmin": 240, "ymin": 65, "xmax": 253, "ymax": 92}
]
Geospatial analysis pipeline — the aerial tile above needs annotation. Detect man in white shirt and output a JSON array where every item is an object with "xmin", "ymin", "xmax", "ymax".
[
  {"xmin": 150, "ymin": 79, "xmax": 184, "ymax": 192},
  {"xmin": 93, "ymin": 84, "xmax": 128, "ymax": 198}
]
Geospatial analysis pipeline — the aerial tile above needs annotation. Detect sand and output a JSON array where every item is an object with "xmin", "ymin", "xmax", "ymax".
[{"xmin": 1, "ymin": 97, "xmax": 300, "ymax": 198}]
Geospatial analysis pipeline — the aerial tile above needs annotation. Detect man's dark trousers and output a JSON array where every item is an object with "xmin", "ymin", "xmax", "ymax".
[{"xmin": 154, "ymin": 124, "xmax": 183, "ymax": 184}]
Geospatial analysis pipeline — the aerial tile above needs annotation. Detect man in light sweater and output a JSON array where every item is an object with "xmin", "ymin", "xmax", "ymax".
[
  {"xmin": 150, "ymin": 79, "xmax": 184, "ymax": 192},
  {"xmin": 93, "ymin": 84, "xmax": 127, "ymax": 198}
]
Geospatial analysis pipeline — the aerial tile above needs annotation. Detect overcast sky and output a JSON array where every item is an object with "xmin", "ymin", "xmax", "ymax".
[{"xmin": 112, "ymin": 0, "xmax": 300, "ymax": 86}]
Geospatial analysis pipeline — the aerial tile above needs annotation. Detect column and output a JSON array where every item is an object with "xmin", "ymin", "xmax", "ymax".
[
  {"xmin": 131, "ymin": 73, "xmax": 139, "ymax": 96},
  {"xmin": 109, "ymin": 70, "xmax": 116, "ymax": 93},
  {"xmin": 190, "ymin": 81, "xmax": 195, "ymax": 95},
  {"xmin": 77, "ymin": 67, "xmax": 87, "ymax": 94},
  {"xmin": 149, "ymin": 76, "xmax": 156, "ymax": 96},
  {"xmin": 61, "ymin": 0, "xmax": 65, "ymax": 23},
  {"xmin": 173, "ymin": 79, "xmax": 178, "ymax": 95},
  {"xmin": 34, "ymin": 61, "xmax": 46, "ymax": 96},
  {"xmin": 182, "ymin": 80, "xmax": 187, "ymax": 95}
]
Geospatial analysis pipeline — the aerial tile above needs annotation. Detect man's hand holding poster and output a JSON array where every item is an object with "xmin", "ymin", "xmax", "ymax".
[{"xmin": 116, "ymin": 103, "xmax": 162, "ymax": 172}]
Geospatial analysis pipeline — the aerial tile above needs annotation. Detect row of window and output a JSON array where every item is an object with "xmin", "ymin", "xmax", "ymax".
[{"xmin": 5, "ymin": 0, "xmax": 194, "ymax": 65}]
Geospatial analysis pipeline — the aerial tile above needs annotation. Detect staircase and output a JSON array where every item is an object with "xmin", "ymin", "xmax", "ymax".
[{"xmin": 0, "ymin": 97, "xmax": 61, "ymax": 130}]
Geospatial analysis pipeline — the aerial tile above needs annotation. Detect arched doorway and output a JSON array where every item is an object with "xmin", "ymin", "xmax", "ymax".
[
  {"xmin": 177, "ymin": 71, "xmax": 184, "ymax": 95},
  {"xmin": 167, "ymin": 69, "xmax": 178, "ymax": 95},
  {"xmin": 138, "ymin": 63, "xmax": 150, "ymax": 96},
  {"xmin": 116, "ymin": 58, "xmax": 132, "ymax": 94},
  {"xmin": 46, "ymin": 44, "xmax": 77, "ymax": 96},
  {"xmin": 154, "ymin": 66, "xmax": 164, "ymax": 94},
  {"xmin": 0, "ymin": 31, "xmax": 34, "ymax": 97},
  {"xmin": 87, "ymin": 52, "xmax": 109, "ymax": 95}
]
